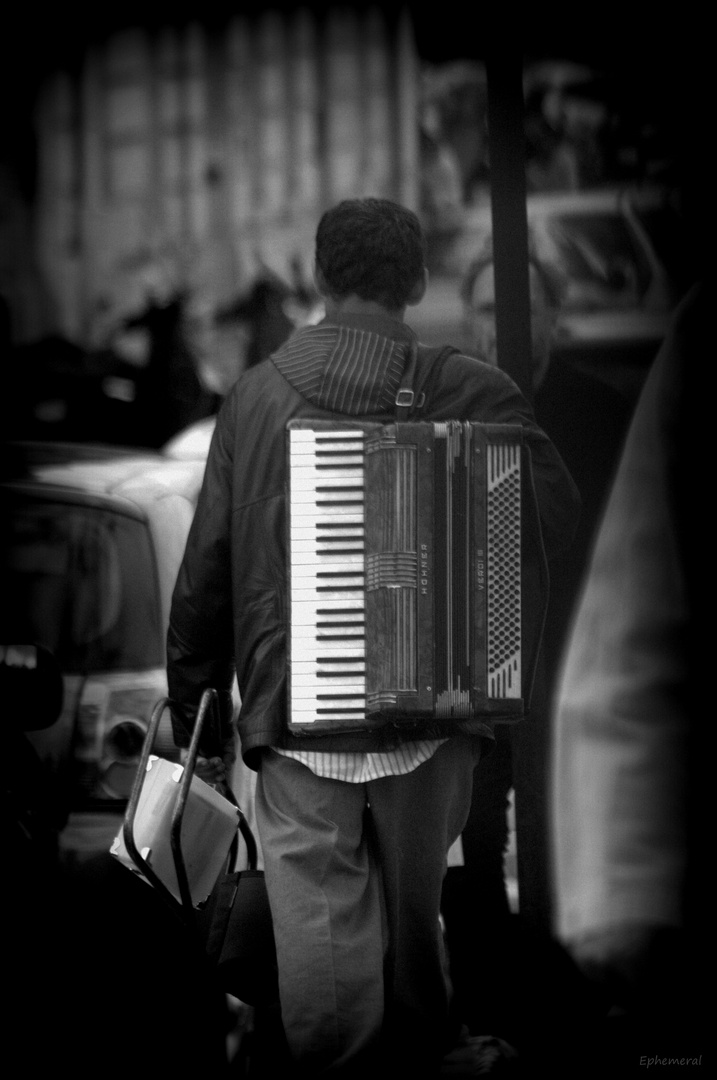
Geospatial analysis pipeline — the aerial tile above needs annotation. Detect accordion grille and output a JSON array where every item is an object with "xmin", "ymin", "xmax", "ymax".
[{"xmin": 487, "ymin": 443, "xmax": 522, "ymax": 696}]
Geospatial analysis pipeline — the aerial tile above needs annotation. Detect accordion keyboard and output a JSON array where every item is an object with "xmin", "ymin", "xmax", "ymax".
[
  {"xmin": 288, "ymin": 426, "xmax": 369, "ymax": 725},
  {"xmin": 287, "ymin": 420, "xmax": 524, "ymax": 733}
]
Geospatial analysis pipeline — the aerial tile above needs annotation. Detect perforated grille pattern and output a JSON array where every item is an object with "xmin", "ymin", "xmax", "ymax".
[{"xmin": 487, "ymin": 445, "xmax": 522, "ymax": 697}]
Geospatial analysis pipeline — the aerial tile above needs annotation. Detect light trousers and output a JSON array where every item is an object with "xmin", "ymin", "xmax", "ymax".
[{"xmin": 254, "ymin": 736, "xmax": 482, "ymax": 1077}]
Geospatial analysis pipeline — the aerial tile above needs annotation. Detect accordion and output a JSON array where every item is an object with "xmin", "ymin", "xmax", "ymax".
[{"xmin": 286, "ymin": 419, "xmax": 530, "ymax": 735}]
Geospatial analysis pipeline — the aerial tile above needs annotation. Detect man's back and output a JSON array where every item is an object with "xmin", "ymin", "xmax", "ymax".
[{"xmin": 166, "ymin": 197, "xmax": 580, "ymax": 1079}]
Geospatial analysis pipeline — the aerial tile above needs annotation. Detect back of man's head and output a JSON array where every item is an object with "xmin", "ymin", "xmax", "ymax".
[{"xmin": 315, "ymin": 198, "xmax": 427, "ymax": 311}]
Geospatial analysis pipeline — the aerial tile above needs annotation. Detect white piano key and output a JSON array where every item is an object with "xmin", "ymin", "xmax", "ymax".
[
  {"xmin": 289, "ymin": 465, "xmax": 363, "ymax": 480},
  {"xmin": 289, "ymin": 507, "xmax": 364, "ymax": 520},
  {"xmin": 314, "ymin": 430, "xmax": 365, "ymax": 439},
  {"xmin": 289, "ymin": 464, "xmax": 363, "ymax": 476},
  {"xmin": 314, "ymin": 541, "xmax": 366, "ymax": 548},
  {"xmin": 315, "ymin": 702, "xmax": 367, "ymax": 710},
  {"xmin": 290, "ymin": 427, "xmax": 364, "ymax": 438},
  {"xmin": 290, "ymin": 429, "xmax": 364, "ymax": 445},
  {"xmin": 294, "ymin": 508, "xmax": 363, "ymax": 517},
  {"xmin": 291, "ymin": 712, "xmax": 366, "ymax": 721},
  {"xmin": 290, "ymin": 559, "xmax": 365, "ymax": 573},
  {"xmin": 287, "ymin": 429, "xmax": 316, "ymax": 442},
  {"xmin": 290, "ymin": 598, "xmax": 365, "ymax": 616},
  {"xmin": 291, "ymin": 641, "xmax": 365, "ymax": 659},
  {"xmin": 289, "ymin": 455, "xmax": 364, "ymax": 469},
  {"xmin": 289, "ymin": 712, "xmax": 367, "ymax": 721},
  {"xmin": 290, "ymin": 527, "xmax": 336, "ymax": 541},
  {"xmin": 291, "ymin": 587, "xmax": 364, "ymax": 603},
  {"xmin": 315, "ymin": 456, "xmax": 364, "ymax": 466},
  {"xmin": 289, "ymin": 437, "xmax": 364, "ymax": 452}
]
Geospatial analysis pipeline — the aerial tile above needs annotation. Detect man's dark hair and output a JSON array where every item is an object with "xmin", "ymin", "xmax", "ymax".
[{"xmin": 315, "ymin": 198, "xmax": 426, "ymax": 310}]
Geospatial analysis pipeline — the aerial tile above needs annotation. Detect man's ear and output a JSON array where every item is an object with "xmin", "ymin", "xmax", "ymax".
[{"xmin": 406, "ymin": 267, "xmax": 429, "ymax": 307}]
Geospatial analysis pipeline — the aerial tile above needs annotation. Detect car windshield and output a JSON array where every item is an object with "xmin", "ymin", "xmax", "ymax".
[
  {"xmin": 542, "ymin": 213, "xmax": 651, "ymax": 312},
  {"xmin": 1, "ymin": 494, "xmax": 163, "ymax": 672}
]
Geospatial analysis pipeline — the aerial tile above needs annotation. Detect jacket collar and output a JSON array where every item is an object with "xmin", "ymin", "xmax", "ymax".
[
  {"xmin": 320, "ymin": 310, "xmax": 418, "ymax": 347},
  {"xmin": 271, "ymin": 314, "xmax": 415, "ymax": 415}
]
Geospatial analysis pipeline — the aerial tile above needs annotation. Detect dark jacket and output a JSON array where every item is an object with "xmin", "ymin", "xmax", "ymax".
[{"xmin": 167, "ymin": 311, "xmax": 580, "ymax": 768}]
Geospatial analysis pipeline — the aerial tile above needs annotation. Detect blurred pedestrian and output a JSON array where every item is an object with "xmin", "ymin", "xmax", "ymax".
[
  {"xmin": 460, "ymin": 235, "xmax": 565, "ymax": 380},
  {"xmin": 122, "ymin": 288, "xmax": 218, "ymax": 447},
  {"xmin": 215, "ymin": 264, "xmax": 297, "ymax": 372},
  {"xmin": 215, "ymin": 257, "xmax": 325, "ymax": 383},
  {"xmin": 166, "ymin": 197, "xmax": 579, "ymax": 1078},
  {"xmin": 419, "ymin": 100, "xmax": 466, "ymax": 271},
  {"xmin": 550, "ymin": 281, "xmax": 707, "ymax": 1071},
  {"xmin": 461, "ymin": 232, "xmax": 633, "ymax": 737},
  {"xmin": 524, "ymin": 89, "xmax": 580, "ymax": 193},
  {"xmin": 442, "ymin": 236, "xmax": 632, "ymax": 1060}
]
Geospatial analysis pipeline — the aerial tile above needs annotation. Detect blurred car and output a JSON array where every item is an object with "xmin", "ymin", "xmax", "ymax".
[
  {"xmin": 163, "ymin": 416, "xmax": 216, "ymax": 461},
  {"xmin": 0, "ymin": 442, "xmax": 207, "ymax": 861},
  {"xmin": 422, "ymin": 185, "xmax": 691, "ymax": 396}
]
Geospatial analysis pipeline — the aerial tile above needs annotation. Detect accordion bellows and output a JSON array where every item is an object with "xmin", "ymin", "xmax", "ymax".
[{"xmin": 287, "ymin": 419, "xmax": 526, "ymax": 734}]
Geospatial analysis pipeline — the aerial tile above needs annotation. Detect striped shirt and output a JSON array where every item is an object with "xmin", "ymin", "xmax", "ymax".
[{"xmin": 276, "ymin": 740, "xmax": 447, "ymax": 782}]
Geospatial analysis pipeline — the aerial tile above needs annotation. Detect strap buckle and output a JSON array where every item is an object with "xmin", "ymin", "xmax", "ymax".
[{"xmin": 394, "ymin": 390, "xmax": 425, "ymax": 411}]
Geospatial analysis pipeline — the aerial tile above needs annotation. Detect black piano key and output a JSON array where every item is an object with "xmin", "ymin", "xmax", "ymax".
[
  {"xmin": 316, "ymin": 654, "xmax": 365, "ymax": 661},
  {"xmin": 317, "ymin": 672, "xmax": 366, "ymax": 679},
  {"xmin": 317, "ymin": 634, "xmax": 366, "ymax": 641}
]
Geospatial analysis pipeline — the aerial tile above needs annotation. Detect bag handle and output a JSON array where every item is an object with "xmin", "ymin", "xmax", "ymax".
[
  {"xmin": 223, "ymin": 785, "xmax": 258, "ymax": 871},
  {"xmin": 122, "ymin": 689, "xmax": 257, "ymax": 918},
  {"xmin": 122, "ymin": 696, "xmax": 190, "ymax": 920}
]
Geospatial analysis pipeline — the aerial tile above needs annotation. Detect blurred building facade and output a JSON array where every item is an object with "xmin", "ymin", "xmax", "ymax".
[{"xmin": 8, "ymin": 6, "xmax": 420, "ymax": 352}]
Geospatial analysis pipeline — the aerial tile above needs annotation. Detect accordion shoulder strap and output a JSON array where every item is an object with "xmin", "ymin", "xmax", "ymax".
[{"xmin": 394, "ymin": 343, "xmax": 458, "ymax": 420}]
